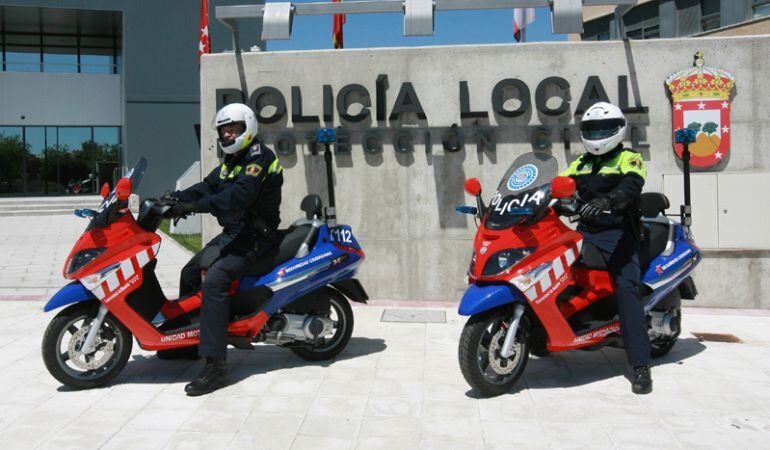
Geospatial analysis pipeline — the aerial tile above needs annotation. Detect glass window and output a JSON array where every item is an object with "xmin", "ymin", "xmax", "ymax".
[
  {"xmin": 80, "ymin": 36, "xmax": 112, "ymax": 47},
  {"xmin": 5, "ymin": 47, "xmax": 40, "ymax": 72},
  {"xmin": 627, "ymin": 28, "xmax": 644, "ymax": 39},
  {"xmin": 81, "ymin": 47, "xmax": 113, "ymax": 73},
  {"xmin": 5, "ymin": 33, "xmax": 39, "ymax": 46},
  {"xmin": 93, "ymin": 127, "xmax": 120, "ymax": 146},
  {"xmin": 43, "ymin": 48, "xmax": 77, "ymax": 73},
  {"xmin": 755, "ymin": 0, "xmax": 770, "ymax": 18},
  {"xmin": 46, "ymin": 127, "xmax": 58, "ymax": 147},
  {"xmin": 42, "ymin": 34, "xmax": 76, "ymax": 47},
  {"xmin": 0, "ymin": 127, "xmax": 25, "ymax": 194},
  {"xmin": 1, "ymin": 6, "xmax": 121, "ymax": 74},
  {"xmin": 582, "ymin": 16, "xmax": 612, "ymax": 41},
  {"xmin": 25, "ymin": 127, "xmax": 45, "ymax": 155},
  {"xmin": 701, "ymin": 0, "xmax": 721, "ymax": 31},
  {"xmin": 24, "ymin": 127, "xmax": 46, "ymax": 194},
  {"xmin": 58, "ymin": 127, "xmax": 91, "ymax": 151},
  {"xmin": 0, "ymin": 126, "xmax": 23, "ymax": 139}
]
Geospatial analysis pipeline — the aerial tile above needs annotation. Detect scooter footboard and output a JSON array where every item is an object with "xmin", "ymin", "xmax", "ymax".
[{"xmin": 458, "ymin": 284, "xmax": 525, "ymax": 316}]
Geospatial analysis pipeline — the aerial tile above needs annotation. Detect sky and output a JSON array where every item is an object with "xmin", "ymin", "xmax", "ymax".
[{"xmin": 265, "ymin": 5, "xmax": 566, "ymax": 51}]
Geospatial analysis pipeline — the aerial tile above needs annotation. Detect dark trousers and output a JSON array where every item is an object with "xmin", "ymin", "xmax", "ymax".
[
  {"xmin": 579, "ymin": 227, "xmax": 651, "ymax": 367},
  {"xmin": 179, "ymin": 234, "xmax": 255, "ymax": 359}
]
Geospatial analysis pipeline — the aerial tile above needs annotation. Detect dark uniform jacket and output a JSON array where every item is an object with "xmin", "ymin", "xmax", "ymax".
[
  {"xmin": 560, "ymin": 146, "xmax": 646, "ymax": 234},
  {"xmin": 174, "ymin": 141, "xmax": 284, "ymax": 244}
]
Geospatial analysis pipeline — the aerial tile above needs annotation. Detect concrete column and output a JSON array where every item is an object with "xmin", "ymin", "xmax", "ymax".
[
  {"xmin": 720, "ymin": 0, "xmax": 751, "ymax": 27},
  {"xmin": 676, "ymin": 0, "xmax": 702, "ymax": 36},
  {"xmin": 659, "ymin": 0, "xmax": 678, "ymax": 37}
]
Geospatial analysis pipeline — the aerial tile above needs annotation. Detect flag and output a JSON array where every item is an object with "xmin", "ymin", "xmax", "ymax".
[
  {"xmin": 514, "ymin": 8, "xmax": 536, "ymax": 42},
  {"xmin": 198, "ymin": 0, "xmax": 211, "ymax": 60},
  {"xmin": 332, "ymin": 0, "xmax": 346, "ymax": 49}
]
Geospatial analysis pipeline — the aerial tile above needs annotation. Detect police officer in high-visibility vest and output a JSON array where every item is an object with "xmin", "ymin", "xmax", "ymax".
[
  {"xmin": 560, "ymin": 102, "xmax": 652, "ymax": 394},
  {"xmin": 165, "ymin": 103, "xmax": 284, "ymax": 396}
]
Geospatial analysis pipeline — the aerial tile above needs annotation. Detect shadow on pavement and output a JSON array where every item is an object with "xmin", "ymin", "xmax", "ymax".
[
  {"xmin": 80, "ymin": 336, "xmax": 388, "ymax": 389},
  {"xmin": 465, "ymin": 337, "xmax": 707, "ymax": 398}
]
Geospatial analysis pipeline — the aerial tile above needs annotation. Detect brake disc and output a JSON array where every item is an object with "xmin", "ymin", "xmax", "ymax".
[
  {"xmin": 67, "ymin": 326, "xmax": 115, "ymax": 370},
  {"xmin": 487, "ymin": 327, "xmax": 520, "ymax": 375}
]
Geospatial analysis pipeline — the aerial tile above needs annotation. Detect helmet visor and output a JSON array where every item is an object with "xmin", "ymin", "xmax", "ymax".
[
  {"xmin": 580, "ymin": 118, "xmax": 625, "ymax": 140},
  {"xmin": 218, "ymin": 122, "xmax": 246, "ymax": 140}
]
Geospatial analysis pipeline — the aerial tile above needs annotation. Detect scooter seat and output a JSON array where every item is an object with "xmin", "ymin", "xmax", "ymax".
[
  {"xmin": 641, "ymin": 193, "xmax": 670, "ymax": 218},
  {"xmin": 573, "ymin": 243, "xmax": 608, "ymax": 270},
  {"xmin": 242, "ymin": 224, "xmax": 315, "ymax": 277}
]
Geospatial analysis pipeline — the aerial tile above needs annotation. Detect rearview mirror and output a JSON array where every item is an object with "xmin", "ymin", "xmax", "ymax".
[
  {"xmin": 115, "ymin": 178, "xmax": 132, "ymax": 202},
  {"xmin": 100, "ymin": 182, "xmax": 110, "ymax": 199},
  {"xmin": 551, "ymin": 176, "xmax": 576, "ymax": 199},
  {"xmin": 464, "ymin": 178, "xmax": 482, "ymax": 196}
]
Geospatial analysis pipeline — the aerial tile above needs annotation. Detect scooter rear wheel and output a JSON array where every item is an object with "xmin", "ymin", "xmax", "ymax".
[
  {"xmin": 289, "ymin": 290, "xmax": 354, "ymax": 361},
  {"xmin": 42, "ymin": 302, "xmax": 133, "ymax": 389},
  {"xmin": 459, "ymin": 308, "xmax": 530, "ymax": 397}
]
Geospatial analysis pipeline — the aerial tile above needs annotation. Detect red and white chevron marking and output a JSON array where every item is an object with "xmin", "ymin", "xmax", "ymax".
[
  {"xmin": 81, "ymin": 243, "xmax": 160, "ymax": 302},
  {"xmin": 518, "ymin": 239, "xmax": 582, "ymax": 303}
]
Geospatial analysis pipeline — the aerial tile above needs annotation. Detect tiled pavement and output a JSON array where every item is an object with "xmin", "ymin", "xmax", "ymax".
[{"xmin": 0, "ymin": 214, "xmax": 769, "ymax": 449}]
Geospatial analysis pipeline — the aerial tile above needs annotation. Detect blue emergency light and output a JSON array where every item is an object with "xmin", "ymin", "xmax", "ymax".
[{"xmin": 316, "ymin": 128, "xmax": 337, "ymax": 144}]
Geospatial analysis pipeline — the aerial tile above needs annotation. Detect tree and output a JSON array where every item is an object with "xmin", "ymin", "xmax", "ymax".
[
  {"xmin": 702, "ymin": 122, "xmax": 718, "ymax": 135},
  {"xmin": 687, "ymin": 122, "xmax": 702, "ymax": 133},
  {"xmin": 0, "ymin": 135, "xmax": 29, "ymax": 193}
]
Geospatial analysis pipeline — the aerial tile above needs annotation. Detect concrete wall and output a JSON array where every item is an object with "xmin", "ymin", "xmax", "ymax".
[
  {"xmin": 0, "ymin": 72, "xmax": 122, "ymax": 126},
  {"xmin": 201, "ymin": 36, "xmax": 770, "ymax": 308}
]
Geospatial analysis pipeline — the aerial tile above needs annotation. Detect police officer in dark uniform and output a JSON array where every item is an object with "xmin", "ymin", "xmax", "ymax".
[
  {"xmin": 560, "ymin": 102, "xmax": 652, "ymax": 394},
  {"xmin": 166, "ymin": 103, "xmax": 283, "ymax": 396}
]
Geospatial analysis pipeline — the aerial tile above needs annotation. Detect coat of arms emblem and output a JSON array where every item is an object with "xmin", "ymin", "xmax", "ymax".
[{"xmin": 665, "ymin": 51, "xmax": 736, "ymax": 168}]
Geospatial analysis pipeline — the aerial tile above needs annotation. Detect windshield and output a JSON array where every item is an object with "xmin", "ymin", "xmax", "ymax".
[
  {"xmin": 484, "ymin": 152, "xmax": 558, "ymax": 230},
  {"xmin": 127, "ymin": 157, "xmax": 147, "ymax": 193},
  {"xmin": 88, "ymin": 158, "xmax": 147, "ymax": 230}
]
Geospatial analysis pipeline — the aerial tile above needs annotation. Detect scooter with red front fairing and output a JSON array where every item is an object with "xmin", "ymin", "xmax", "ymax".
[
  {"xmin": 455, "ymin": 147, "xmax": 701, "ymax": 396},
  {"xmin": 41, "ymin": 129, "xmax": 369, "ymax": 390}
]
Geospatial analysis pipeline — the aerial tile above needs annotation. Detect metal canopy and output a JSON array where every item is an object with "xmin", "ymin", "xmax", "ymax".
[{"xmin": 216, "ymin": 0, "xmax": 638, "ymax": 46}]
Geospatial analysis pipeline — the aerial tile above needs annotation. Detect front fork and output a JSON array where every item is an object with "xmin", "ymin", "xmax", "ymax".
[
  {"xmin": 499, "ymin": 303, "xmax": 526, "ymax": 359},
  {"xmin": 80, "ymin": 304, "xmax": 108, "ymax": 355}
]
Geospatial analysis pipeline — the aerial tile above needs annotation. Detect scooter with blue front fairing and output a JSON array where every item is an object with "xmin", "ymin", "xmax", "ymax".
[
  {"xmin": 454, "ymin": 132, "xmax": 702, "ymax": 396},
  {"xmin": 41, "ymin": 129, "xmax": 369, "ymax": 389}
]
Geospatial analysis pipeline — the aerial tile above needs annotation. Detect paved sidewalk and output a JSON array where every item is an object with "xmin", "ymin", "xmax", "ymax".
[{"xmin": 0, "ymin": 301, "xmax": 768, "ymax": 449}]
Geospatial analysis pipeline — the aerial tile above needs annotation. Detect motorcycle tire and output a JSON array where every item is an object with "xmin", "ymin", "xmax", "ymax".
[
  {"xmin": 458, "ymin": 308, "xmax": 530, "ymax": 397},
  {"xmin": 289, "ymin": 289, "xmax": 354, "ymax": 361},
  {"xmin": 42, "ymin": 302, "xmax": 133, "ymax": 390}
]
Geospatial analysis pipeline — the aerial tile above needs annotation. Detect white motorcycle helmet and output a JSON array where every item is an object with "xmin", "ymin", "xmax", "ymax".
[
  {"xmin": 580, "ymin": 102, "xmax": 627, "ymax": 156},
  {"xmin": 213, "ymin": 103, "xmax": 258, "ymax": 154}
]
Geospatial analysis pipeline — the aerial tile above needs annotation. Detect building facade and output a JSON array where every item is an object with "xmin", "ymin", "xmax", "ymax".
[
  {"xmin": 0, "ymin": 1, "xmax": 264, "ymax": 197},
  {"xmin": 576, "ymin": 0, "xmax": 770, "ymax": 41}
]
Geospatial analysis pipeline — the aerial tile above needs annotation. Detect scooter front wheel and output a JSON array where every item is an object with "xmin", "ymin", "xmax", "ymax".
[
  {"xmin": 458, "ymin": 308, "xmax": 530, "ymax": 397},
  {"xmin": 42, "ymin": 302, "xmax": 133, "ymax": 389}
]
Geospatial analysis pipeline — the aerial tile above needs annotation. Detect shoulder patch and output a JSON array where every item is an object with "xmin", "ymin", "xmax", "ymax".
[
  {"xmin": 248, "ymin": 143, "xmax": 262, "ymax": 158},
  {"xmin": 245, "ymin": 163, "xmax": 263, "ymax": 177}
]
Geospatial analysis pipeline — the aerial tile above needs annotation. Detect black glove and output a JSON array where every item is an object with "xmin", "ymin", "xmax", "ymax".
[
  {"xmin": 579, "ymin": 197, "xmax": 612, "ymax": 221},
  {"xmin": 165, "ymin": 201, "xmax": 197, "ymax": 219},
  {"xmin": 160, "ymin": 191, "xmax": 179, "ymax": 202}
]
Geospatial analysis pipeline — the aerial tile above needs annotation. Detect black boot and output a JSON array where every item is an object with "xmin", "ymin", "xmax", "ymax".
[
  {"xmin": 185, "ymin": 357, "xmax": 229, "ymax": 396},
  {"xmin": 632, "ymin": 365, "xmax": 652, "ymax": 395}
]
